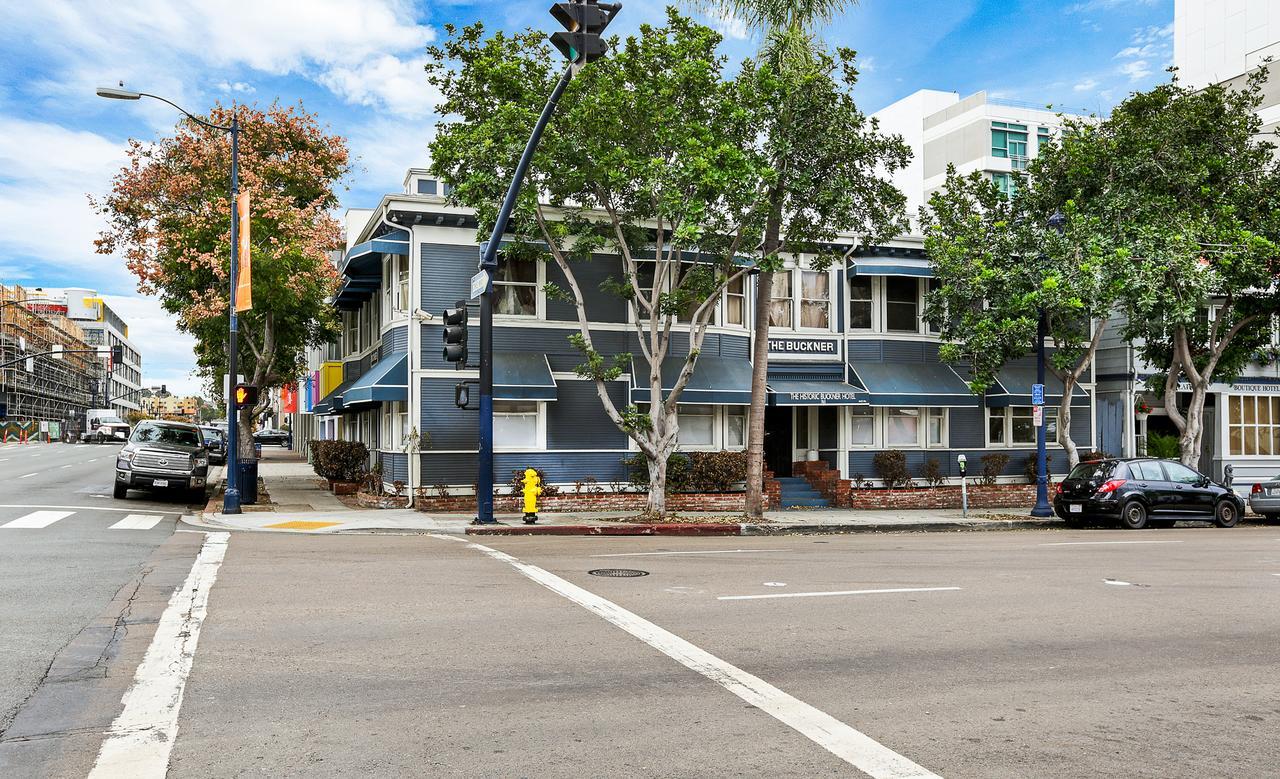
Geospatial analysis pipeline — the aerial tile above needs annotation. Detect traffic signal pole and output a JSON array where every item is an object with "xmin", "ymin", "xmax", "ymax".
[
  {"xmin": 474, "ymin": 63, "xmax": 575, "ymax": 524},
  {"xmin": 225, "ymin": 115, "xmax": 242, "ymax": 515}
]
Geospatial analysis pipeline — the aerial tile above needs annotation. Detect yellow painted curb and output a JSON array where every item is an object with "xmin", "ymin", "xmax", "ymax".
[{"xmin": 263, "ymin": 520, "xmax": 343, "ymax": 531}]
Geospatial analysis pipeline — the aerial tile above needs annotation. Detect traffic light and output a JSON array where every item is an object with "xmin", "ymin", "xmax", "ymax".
[
  {"xmin": 442, "ymin": 300, "xmax": 468, "ymax": 364},
  {"xmin": 550, "ymin": 0, "xmax": 618, "ymax": 71},
  {"xmin": 233, "ymin": 384, "xmax": 259, "ymax": 409}
]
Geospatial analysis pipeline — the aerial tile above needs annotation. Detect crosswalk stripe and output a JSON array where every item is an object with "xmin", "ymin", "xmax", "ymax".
[
  {"xmin": 2, "ymin": 510, "xmax": 74, "ymax": 528},
  {"xmin": 110, "ymin": 514, "xmax": 165, "ymax": 531}
]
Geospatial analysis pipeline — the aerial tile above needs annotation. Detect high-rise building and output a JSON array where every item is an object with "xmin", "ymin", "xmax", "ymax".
[
  {"xmin": 33, "ymin": 288, "xmax": 143, "ymax": 417},
  {"xmin": 1175, "ymin": 1, "xmax": 1280, "ymax": 134}
]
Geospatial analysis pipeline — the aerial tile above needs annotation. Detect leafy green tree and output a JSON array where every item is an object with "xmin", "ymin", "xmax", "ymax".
[
  {"xmin": 429, "ymin": 12, "xmax": 767, "ymax": 516},
  {"xmin": 924, "ymin": 169, "xmax": 1129, "ymax": 468},
  {"xmin": 95, "ymin": 103, "xmax": 348, "ymax": 457},
  {"xmin": 692, "ymin": 0, "xmax": 907, "ymax": 519},
  {"xmin": 1034, "ymin": 70, "xmax": 1280, "ymax": 467}
]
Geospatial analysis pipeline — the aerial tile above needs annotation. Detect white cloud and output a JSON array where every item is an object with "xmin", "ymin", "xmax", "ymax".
[
  {"xmin": 1119, "ymin": 60, "xmax": 1152, "ymax": 81},
  {"xmin": 1113, "ymin": 22, "xmax": 1172, "ymax": 83},
  {"xmin": 317, "ymin": 55, "xmax": 440, "ymax": 119},
  {"xmin": 1073, "ymin": 78, "xmax": 1099, "ymax": 92},
  {"xmin": 705, "ymin": 8, "xmax": 750, "ymax": 41},
  {"xmin": 100, "ymin": 294, "xmax": 204, "ymax": 397},
  {"xmin": 346, "ymin": 118, "xmax": 435, "ymax": 193},
  {"xmin": 217, "ymin": 81, "xmax": 256, "ymax": 94}
]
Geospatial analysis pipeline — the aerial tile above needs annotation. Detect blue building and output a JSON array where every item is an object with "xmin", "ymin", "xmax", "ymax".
[{"xmin": 304, "ymin": 168, "xmax": 1095, "ymax": 498}]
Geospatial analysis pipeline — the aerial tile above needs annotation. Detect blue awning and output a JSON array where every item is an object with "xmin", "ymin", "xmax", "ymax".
[
  {"xmin": 495, "ymin": 353, "xmax": 557, "ymax": 401},
  {"xmin": 767, "ymin": 368, "xmax": 867, "ymax": 405},
  {"xmin": 630, "ymin": 355, "xmax": 752, "ymax": 405},
  {"xmin": 986, "ymin": 365, "xmax": 1090, "ymax": 407},
  {"xmin": 847, "ymin": 258, "xmax": 933, "ymax": 278},
  {"xmin": 342, "ymin": 228, "xmax": 410, "ymax": 275},
  {"xmin": 846, "ymin": 362, "xmax": 978, "ymax": 407},
  {"xmin": 343, "ymin": 353, "xmax": 408, "ymax": 407},
  {"xmin": 312, "ymin": 375, "xmax": 360, "ymax": 416}
]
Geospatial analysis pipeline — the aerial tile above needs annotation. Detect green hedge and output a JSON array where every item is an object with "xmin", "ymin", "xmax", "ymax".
[
  {"xmin": 622, "ymin": 451, "xmax": 747, "ymax": 493},
  {"xmin": 311, "ymin": 440, "xmax": 370, "ymax": 482}
]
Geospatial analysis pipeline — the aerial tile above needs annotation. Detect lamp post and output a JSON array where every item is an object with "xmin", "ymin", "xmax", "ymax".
[
  {"xmin": 1031, "ymin": 209, "xmax": 1068, "ymax": 518},
  {"xmin": 97, "ymin": 86, "xmax": 243, "ymax": 515}
]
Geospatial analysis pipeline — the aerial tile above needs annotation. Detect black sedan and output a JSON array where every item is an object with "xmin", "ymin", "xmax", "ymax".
[
  {"xmin": 1055, "ymin": 458, "xmax": 1245, "ymax": 529},
  {"xmin": 253, "ymin": 428, "xmax": 292, "ymax": 447},
  {"xmin": 198, "ymin": 425, "xmax": 227, "ymax": 464}
]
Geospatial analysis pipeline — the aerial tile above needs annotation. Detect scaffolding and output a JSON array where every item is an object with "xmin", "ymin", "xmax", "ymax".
[{"xmin": 0, "ymin": 285, "xmax": 103, "ymax": 441}]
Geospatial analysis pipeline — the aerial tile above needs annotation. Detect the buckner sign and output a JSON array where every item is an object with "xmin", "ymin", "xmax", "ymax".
[{"xmin": 768, "ymin": 338, "xmax": 836, "ymax": 354}]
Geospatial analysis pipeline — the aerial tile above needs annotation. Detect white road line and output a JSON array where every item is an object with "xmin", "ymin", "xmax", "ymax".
[
  {"xmin": 718, "ymin": 587, "xmax": 963, "ymax": 602},
  {"xmin": 18, "ymin": 473, "xmax": 37, "ymax": 479},
  {"xmin": 89, "ymin": 532, "xmax": 228, "ymax": 778},
  {"xmin": 110, "ymin": 514, "xmax": 165, "ymax": 531},
  {"xmin": 1039, "ymin": 540, "xmax": 1185, "ymax": 547},
  {"xmin": 0, "ymin": 504, "xmax": 171, "ymax": 514},
  {"xmin": 61, "ymin": 464, "xmax": 73, "ymax": 469},
  {"xmin": 434, "ymin": 534, "xmax": 939, "ymax": 779},
  {"xmin": 590, "ymin": 549, "xmax": 787, "ymax": 558},
  {"xmin": 2, "ymin": 510, "xmax": 75, "ymax": 529}
]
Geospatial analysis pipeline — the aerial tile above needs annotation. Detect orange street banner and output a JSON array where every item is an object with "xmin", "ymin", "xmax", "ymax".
[
  {"xmin": 235, "ymin": 191, "xmax": 252, "ymax": 312},
  {"xmin": 281, "ymin": 384, "xmax": 298, "ymax": 414}
]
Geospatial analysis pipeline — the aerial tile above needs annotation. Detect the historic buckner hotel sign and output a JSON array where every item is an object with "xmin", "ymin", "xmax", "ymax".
[{"xmin": 768, "ymin": 338, "xmax": 837, "ymax": 354}]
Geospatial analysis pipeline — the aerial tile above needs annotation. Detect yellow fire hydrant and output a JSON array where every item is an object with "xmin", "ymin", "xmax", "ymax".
[{"xmin": 521, "ymin": 468, "xmax": 542, "ymax": 524}]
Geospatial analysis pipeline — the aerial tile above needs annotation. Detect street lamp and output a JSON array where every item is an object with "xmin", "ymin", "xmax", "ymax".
[
  {"xmin": 97, "ymin": 84, "xmax": 245, "ymax": 515},
  {"xmin": 1031, "ymin": 209, "xmax": 1068, "ymax": 518}
]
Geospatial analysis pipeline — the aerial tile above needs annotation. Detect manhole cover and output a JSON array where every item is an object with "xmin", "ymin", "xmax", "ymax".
[{"xmin": 589, "ymin": 568, "xmax": 649, "ymax": 578}]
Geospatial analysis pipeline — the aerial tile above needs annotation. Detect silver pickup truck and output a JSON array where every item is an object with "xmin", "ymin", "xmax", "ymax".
[{"xmin": 114, "ymin": 420, "xmax": 209, "ymax": 502}]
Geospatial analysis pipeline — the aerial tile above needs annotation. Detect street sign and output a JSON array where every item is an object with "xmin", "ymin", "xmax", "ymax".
[
  {"xmin": 470, "ymin": 270, "xmax": 489, "ymax": 300},
  {"xmin": 1031, "ymin": 383, "xmax": 1045, "ymax": 406},
  {"xmin": 1033, "ymin": 405, "xmax": 1044, "ymax": 427}
]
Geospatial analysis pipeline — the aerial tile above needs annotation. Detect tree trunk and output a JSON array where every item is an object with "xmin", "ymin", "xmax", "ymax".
[
  {"xmin": 237, "ymin": 406, "xmax": 255, "ymax": 460},
  {"xmin": 644, "ymin": 446, "xmax": 670, "ymax": 517},
  {"xmin": 744, "ymin": 185, "xmax": 784, "ymax": 520},
  {"xmin": 1056, "ymin": 382, "xmax": 1080, "ymax": 468},
  {"xmin": 1180, "ymin": 382, "xmax": 1208, "ymax": 468}
]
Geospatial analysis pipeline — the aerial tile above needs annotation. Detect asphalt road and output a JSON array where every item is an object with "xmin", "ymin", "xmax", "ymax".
[
  {"xmin": 162, "ymin": 525, "xmax": 1280, "ymax": 779},
  {"xmin": 0, "ymin": 440, "xmax": 195, "ymax": 746}
]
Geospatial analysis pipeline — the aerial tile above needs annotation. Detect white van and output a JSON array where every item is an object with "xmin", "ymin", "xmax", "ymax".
[{"xmin": 82, "ymin": 410, "xmax": 130, "ymax": 443}]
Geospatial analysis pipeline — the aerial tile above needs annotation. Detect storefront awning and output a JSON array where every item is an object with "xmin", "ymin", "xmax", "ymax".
[
  {"xmin": 986, "ymin": 365, "xmax": 1089, "ymax": 407},
  {"xmin": 343, "ymin": 353, "xmax": 408, "ymax": 407},
  {"xmin": 312, "ymin": 374, "xmax": 360, "ymax": 416},
  {"xmin": 847, "ymin": 258, "xmax": 933, "ymax": 278},
  {"xmin": 846, "ymin": 362, "xmax": 978, "ymax": 407},
  {"xmin": 768, "ymin": 376, "xmax": 866, "ymax": 406},
  {"xmin": 495, "ymin": 353, "xmax": 557, "ymax": 401},
  {"xmin": 630, "ymin": 355, "xmax": 752, "ymax": 405},
  {"xmin": 342, "ymin": 229, "xmax": 410, "ymax": 275}
]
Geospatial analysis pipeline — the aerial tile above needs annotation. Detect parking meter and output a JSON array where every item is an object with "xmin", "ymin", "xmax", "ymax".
[
  {"xmin": 1223, "ymin": 464, "xmax": 1234, "ymax": 488},
  {"xmin": 957, "ymin": 454, "xmax": 968, "ymax": 518},
  {"xmin": 957, "ymin": 453, "xmax": 967, "ymax": 476}
]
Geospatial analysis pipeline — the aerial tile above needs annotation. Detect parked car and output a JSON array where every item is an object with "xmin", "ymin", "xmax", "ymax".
[
  {"xmin": 1054, "ymin": 458, "xmax": 1245, "ymax": 530},
  {"xmin": 199, "ymin": 425, "xmax": 227, "ymax": 465},
  {"xmin": 254, "ymin": 428, "xmax": 291, "ymax": 447},
  {"xmin": 81, "ymin": 409, "xmax": 130, "ymax": 443},
  {"xmin": 1248, "ymin": 475, "xmax": 1280, "ymax": 522},
  {"xmin": 114, "ymin": 420, "xmax": 209, "ymax": 502}
]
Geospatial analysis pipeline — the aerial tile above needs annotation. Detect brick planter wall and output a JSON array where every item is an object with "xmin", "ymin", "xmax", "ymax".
[
  {"xmin": 414, "ymin": 491, "xmax": 752, "ymax": 514},
  {"xmin": 789, "ymin": 459, "xmax": 1041, "ymax": 509}
]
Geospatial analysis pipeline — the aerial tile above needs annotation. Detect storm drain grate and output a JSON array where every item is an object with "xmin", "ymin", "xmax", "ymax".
[{"xmin": 588, "ymin": 568, "xmax": 649, "ymax": 578}]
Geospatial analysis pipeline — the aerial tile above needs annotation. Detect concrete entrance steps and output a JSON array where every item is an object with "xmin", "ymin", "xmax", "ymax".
[{"xmin": 776, "ymin": 476, "xmax": 830, "ymax": 509}]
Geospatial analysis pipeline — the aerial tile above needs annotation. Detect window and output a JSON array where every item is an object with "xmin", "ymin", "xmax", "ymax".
[
  {"xmin": 849, "ymin": 406, "xmax": 875, "ymax": 446},
  {"xmin": 344, "ymin": 311, "xmax": 359, "ymax": 353},
  {"xmin": 678, "ymin": 404, "xmax": 716, "ymax": 447},
  {"xmin": 396, "ymin": 257, "xmax": 410, "ymax": 315},
  {"xmin": 381, "ymin": 402, "xmax": 410, "ymax": 450},
  {"xmin": 992, "ymin": 172, "xmax": 1016, "ymax": 198},
  {"xmin": 991, "ymin": 121, "xmax": 1029, "ymax": 169},
  {"xmin": 799, "ymin": 271, "xmax": 829, "ymax": 329},
  {"xmin": 988, "ymin": 406, "xmax": 1037, "ymax": 446},
  {"xmin": 725, "ymin": 275, "xmax": 746, "ymax": 326},
  {"xmin": 494, "ymin": 401, "xmax": 539, "ymax": 448},
  {"xmin": 887, "ymin": 407, "xmax": 920, "ymax": 446},
  {"xmin": 416, "ymin": 178, "xmax": 437, "ymax": 195},
  {"xmin": 1132, "ymin": 460, "xmax": 1164, "ymax": 481},
  {"xmin": 494, "ymin": 258, "xmax": 537, "ymax": 316},
  {"xmin": 927, "ymin": 408, "xmax": 947, "ymax": 447},
  {"xmin": 1162, "ymin": 461, "xmax": 1202, "ymax": 485},
  {"xmin": 849, "ymin": 277, "xmax": 873, "ymax": 330},
  {"xmin": 768, "ymin": 272, "xmax": 792, "ymax": 328},
  {"xmin": 1228, "ymin": 395, "xmax": 1279, "ymax": 456},
  {"xmin": 726, "ymin": 407, "xmax": 746, "ymax": 449},
  {"xmin": 885, "ymin": 277, "xmax": 919, "ymax": 333}
]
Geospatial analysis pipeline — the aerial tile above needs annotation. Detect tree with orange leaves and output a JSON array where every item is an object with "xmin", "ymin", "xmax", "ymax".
[{"xmin": 95, "ymin": 102, "xmax": 349, "ymax": 456}]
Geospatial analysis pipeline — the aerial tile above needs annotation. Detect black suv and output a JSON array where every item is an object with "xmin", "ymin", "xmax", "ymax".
[
  {"xmin": 115, "ymin": 420, "xmax": 210, "ymax": 502},
  {"xmin": 1055, "ymin": 458, "xmax": 1245, "ymax": 530}
]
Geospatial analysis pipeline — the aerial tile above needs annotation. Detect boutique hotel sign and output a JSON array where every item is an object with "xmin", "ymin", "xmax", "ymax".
[{"xmin": 768, "ymin": 338, "xmax": 837, "ymax": 355}]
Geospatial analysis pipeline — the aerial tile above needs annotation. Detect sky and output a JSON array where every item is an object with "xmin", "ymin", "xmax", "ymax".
[{"xmin": 0, "ymin": 0, "xmax": 1174, "ymax": 397}]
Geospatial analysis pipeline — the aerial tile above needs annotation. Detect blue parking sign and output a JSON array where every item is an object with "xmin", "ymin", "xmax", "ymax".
[{"xmin": 1031, "ymin": 383, "xmax": 1045, "ymax": 406}]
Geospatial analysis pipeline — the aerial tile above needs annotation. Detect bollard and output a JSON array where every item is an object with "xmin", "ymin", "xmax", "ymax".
[{"xmin": 521, "ymin": 468, "xmax": 542, "ymax": 524}]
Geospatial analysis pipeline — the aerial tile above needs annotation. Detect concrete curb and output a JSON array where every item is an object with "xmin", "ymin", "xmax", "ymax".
[{"xmin": 466, "ymin": 518, "xmax": 1063, "ymax": 536}]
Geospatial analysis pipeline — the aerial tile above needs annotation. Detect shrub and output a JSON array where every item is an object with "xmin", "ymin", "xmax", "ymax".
[
  {"xmin": 622, "ymin": 452, "xmax": 693, "ymax": 493},
  {"xmin": 873, "ymin": 449, "xmax": 912, "ymax": 489},
  {"xmin": 311, "ymin": 440, "xmax": 369, "ymax": 482},
  {"xmin": 979, "ymin": 453, "xmax": 1010, "ymax": 486},
  {"xmin": 507, "ymin": 468, "xmax": 559, "ymax": 497},
  {"xmin": 1146, "ymin": 432, "xmax": 1180, "ymax": 459},
  {"xmin": 851, "ymin": 472, "xmax": 871, "ymax": 489},
  {"xmin": 1022, "ymin": 453, "xmax": 1053, "ymax": 484},
  {"xmin": 687, "ymin": 450, "xmax": 748, "ymax": 492},
  {"xmin": 922, "ymin": 458, "xmax": 947, "ymax": 488}
]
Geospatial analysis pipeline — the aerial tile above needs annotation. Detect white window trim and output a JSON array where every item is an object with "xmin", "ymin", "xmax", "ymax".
[
  {"xmin": 492, "ymin": 258, "xmax": 546, "ymax": 321},
  {"xmin": 722, "ymin": 275, "xmax": 747, "ymax": 329},
  {"xmin": 882, "ymin": 276, "xmax": 924, "ymax": 335},
  {"xmin": 986, "ymin": 405, "xmax": 1050, "ymax": 449},
  {"xmin": 768, "ymin": 264, "xmax": 836, "ymax": 334},
  {"xmin": 628, "ymin": 260, "xmax": 730, "ymax": 328},
  {"xmin": 493, "ymin": 400, "xmax": 547, "ymax": 452},
  {"xmin": 847, "ymin": 275, "xmax": 877, "ymax": 333},
  {"xmin": 626, "ymin": 404, "xmax": 749, "ymax": 452},
  {"xmin": 847, "ymin": 407, "xmax": 949, "ymax": 449}
]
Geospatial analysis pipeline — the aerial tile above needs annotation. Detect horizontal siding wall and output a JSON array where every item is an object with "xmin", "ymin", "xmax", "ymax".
[
  {"xmin": 546, "ymin": 255, "xmax": 627, "ymax": 323},
  {"xmin": 421, "ymin": 377, "xmax": 476, "ymax": 450},
  {"xmin": 378, "ymin": 452, "xmax": 409, "ymax": 483},
  {"xmin": 547, "ymin": 380, "xmax": 628, "ymax": 450},
  {"xmin": 381, "ymin": 325, "xmax": 408, "ymax": 356},
  {"xmin": 421, "ymin": 243, "xmax": 477, "ymax": 312}
]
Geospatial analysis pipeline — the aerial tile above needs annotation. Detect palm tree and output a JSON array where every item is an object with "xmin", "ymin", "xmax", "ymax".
[{"xmin": 691, "ymin": 0, "xmax": 858, "ymax": 519}]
